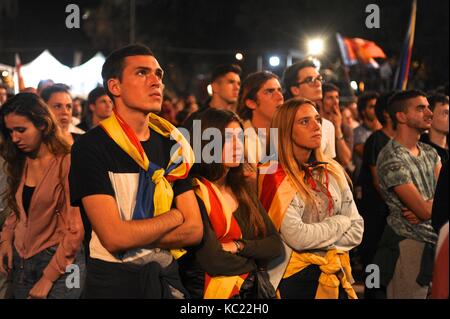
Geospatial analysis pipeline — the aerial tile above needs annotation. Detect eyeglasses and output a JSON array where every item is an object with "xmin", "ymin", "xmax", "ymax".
[{"xmin": 296, "ymin": 75, "xmax": 323, "ymax": 86}]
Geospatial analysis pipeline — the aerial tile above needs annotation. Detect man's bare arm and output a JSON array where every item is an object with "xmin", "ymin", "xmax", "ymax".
[
  {"xmin": 152, "ymin": 190, "xmax": 203, "ymax": 248},
  {"xmin": 370, "ymin": 165, "xmax": 382, "ymax": 195},
  {"xmin": 81, "ymin": 194, "xmax": 184, "ymax": 253},
  {"xmin": 335, "ymin": 136, "xmax": 352, "ymax": 167},
  {"xmin": 354, "ymin": 144, "xmax": 364, "ymax": 158},
  {"xmin": 393, "ymin": 184, "xmax": 433, "ymax": 221},
  {"xmin": 435, "ymin": 162, "xmax": 442, "ymax": 180}
]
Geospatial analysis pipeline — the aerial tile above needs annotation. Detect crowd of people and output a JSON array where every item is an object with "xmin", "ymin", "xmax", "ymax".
[{"xmin": 0, "ymin": 44, "xmax": 447, "ymax": 299}]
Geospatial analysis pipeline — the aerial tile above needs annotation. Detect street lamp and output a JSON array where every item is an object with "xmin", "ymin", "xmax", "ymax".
[
  {"xmin": 235, "ymin": 52, "xmax": 244, "ymax": 61},
  {"xmin": 307, "ymin": 38, "xmax": 324, "ymax": 56},
  {"xmin": 269, "ymin": 56, "xmax": 280, "ymax": 67}
]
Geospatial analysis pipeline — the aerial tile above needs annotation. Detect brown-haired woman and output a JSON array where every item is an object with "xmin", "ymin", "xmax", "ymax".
[
  {"xmin": 178, "ymin": 108, "xmax": 283, "ymax": 299},
  {"xmin": 0, "ymin": 93, "xmax": 84, "ymax": 299},
  {"xmin": 259, "ymin": 98, "xmax": 363, "ymax": 299}
]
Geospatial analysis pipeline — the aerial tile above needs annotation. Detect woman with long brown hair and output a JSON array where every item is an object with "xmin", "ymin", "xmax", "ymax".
[
  {"xmin": 0, "ymin": 93, "xmax": 84, "ymax": 299},
  {"xmin": 178, "ymin": 108, "xmax": 282, "ymax": 299},
  {"xmin": 259, "ymin": 98, "xmax": 363, "ymax": 299}
]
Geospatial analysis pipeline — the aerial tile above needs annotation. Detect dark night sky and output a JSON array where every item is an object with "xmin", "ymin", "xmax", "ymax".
[{"xmin": 0, "ymin": 0, "xmax": 448, "ymax": 94}]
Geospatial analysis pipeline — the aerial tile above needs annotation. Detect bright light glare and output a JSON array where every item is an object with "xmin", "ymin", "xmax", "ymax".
[
  {"xmin": 307, "ymin": 38, "xmax": 324, "ymax": 55},
  {"xmin": 269, "ymin": 56, "xmax": 280, "ymax": 67},
  {"xmin": 235, "ymin": 53, "xmax": 243, "ymax": 61},
  {"xmin": 350, "ymin": 81, "xmax": 358, "ymax": 90},
  {"xmin": 207, "ymin": 84, "xmax": 213, "ymax": 96},
  {"xmin": 1, "ymin": 71, "xmax": 8, "ymax": 77}
]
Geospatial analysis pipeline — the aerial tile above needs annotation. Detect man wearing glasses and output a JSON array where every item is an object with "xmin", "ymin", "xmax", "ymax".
[{"xmin": 282, "ymin": 60, "xmax": 336, "ymax": 159}]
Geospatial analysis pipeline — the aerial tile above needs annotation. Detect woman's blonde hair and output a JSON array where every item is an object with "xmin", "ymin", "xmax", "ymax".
[{"xmin": 269, "ymin": 98, "xmax": 349, "ymax": 207}]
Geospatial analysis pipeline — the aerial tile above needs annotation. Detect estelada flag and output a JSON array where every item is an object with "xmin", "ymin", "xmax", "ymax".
[
  {"xmin": 336, "ymin": 33, "xmax": 386, "ymax": 68},
  {"xmin": 258, "ymin": 162, "xmax": 297, "ymax": 231}
]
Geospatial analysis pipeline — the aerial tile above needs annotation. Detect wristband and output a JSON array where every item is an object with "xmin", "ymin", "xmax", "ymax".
[{"xmin": 233, "ymin": 240, "xmax": 242, "ymax": 253}]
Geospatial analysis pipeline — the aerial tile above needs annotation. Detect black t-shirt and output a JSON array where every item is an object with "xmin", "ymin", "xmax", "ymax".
[
  {"xmin": 420, "ymin": 133, "xmax": 448, "ymax": 164},
  {"xmin": 69, "ymin": 125, "xmax": 192, "ymax": 256},
  {"xmin": 357, "ymin": 129, "xmax": 391, "ymax": 213},
  {"xmin": 432, "ymin": 162, "xmax": 449, "ymax": 233}
]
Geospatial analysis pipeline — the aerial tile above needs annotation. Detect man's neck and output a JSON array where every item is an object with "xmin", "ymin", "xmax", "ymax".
[
  {"xmin": 320, "ymin": 108, "xmax": 332, "ymax": 122},
  {"xmin": 429, "ymin": 128, "xmax": 448, "ymax": 149},
  {"xmin": 395, "ymin": 126, "xmax": 420, "ymax": 153},
  {"xmin": 382, "ymin": 123, "xmax": 396, "ymax": 139},
  {"xmin": 92, "ymin": 115, "xmax": 102, "ymax": 128},
  {"xmin": 115, "ymin": 105, "xmax": 150, "ymax": 141},
  {"xmin": 210, "ymin": 96, "xmax": 233, "ymax": 110},
  {"xmin": 251, "ymin": 113, "xmax": 271, "ymax": 132},
  {"xmin": 363, "ymin": 118, "xmax": 379, "ymax": 131}
]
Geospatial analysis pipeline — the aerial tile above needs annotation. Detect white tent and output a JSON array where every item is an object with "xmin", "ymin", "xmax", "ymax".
[
  {"xmin": 6, "ymin": 50, "xmax": 106, "ymax": 98},
  {"xmin": 20, "ymin": 50, "xmax": 72, "ymax": 89},
  {"xmin": 70, "ymin": 52, "xmax": 105, "ymax": 98}
]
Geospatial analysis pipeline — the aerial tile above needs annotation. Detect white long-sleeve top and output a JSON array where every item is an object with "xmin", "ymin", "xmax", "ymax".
[
  {"xmin": 280, "ymin": 174, "xmax": 363, "ymax": 252},
  {"xmin": 267, "ymin": 170, "xmax": 364, "ymax": 288}
]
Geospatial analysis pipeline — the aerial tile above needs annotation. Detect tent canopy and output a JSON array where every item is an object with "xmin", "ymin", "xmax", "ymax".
[{"xmin": 2, "ymin": 50, "xmax": 105, "ymax": 98}]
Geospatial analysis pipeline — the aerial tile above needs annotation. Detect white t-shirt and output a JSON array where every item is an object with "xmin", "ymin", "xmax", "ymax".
[{"xmin": 321, "ymin": 118, "xmax": 336, "ymax": 159}]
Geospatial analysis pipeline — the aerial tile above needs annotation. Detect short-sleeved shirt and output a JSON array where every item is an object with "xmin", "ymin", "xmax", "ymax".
[
  {"xmin": 353, "ymin": 124, "xmax": 373, "ymax": 181},
  {"xmin": 357, "ymin": 130, "xmax": 391, "ymax": 213},
  {"xmin": 376, "ymin": 139, "xmax": 439, "ymax": 244},
  {"xmin": 69, "ymin": 125, "xmax": 192, "ymax": 264},
  {"xmin": 321, "ymin": 118, "xmax": 336, "ymax": 159}
]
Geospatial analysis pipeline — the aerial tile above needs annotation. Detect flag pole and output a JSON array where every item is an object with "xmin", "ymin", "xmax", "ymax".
[
  {"xmin": 393, "ymin": 0, "xmax": 417, "ymax": 90},
  {"xmin": 336, "ymin": 33, "xmax": 355, "ymax": 98}
]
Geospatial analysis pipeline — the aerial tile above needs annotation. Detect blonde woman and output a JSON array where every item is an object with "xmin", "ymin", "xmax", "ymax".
[{"xmin": 259, "ymin": 98, "xmax": 363, "ymax": 299}]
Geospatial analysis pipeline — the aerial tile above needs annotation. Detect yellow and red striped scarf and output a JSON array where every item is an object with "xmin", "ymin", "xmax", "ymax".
[
  {"xmin": 100, "ymin": 109, "xmax": 195, "ymax": 259},
  {"xmin": 258, "ymin": 162, "xmax": 357, "ymax": 299},
  {"xmin": 193, "ymin": 178, "xmax": 248, "ymax": 299}
]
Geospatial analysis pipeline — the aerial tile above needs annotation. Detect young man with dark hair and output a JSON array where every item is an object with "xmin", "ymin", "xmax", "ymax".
[
  {"xmin": 420, "ymin": 94, "xmax": 449, "ymax": 164},
  {"xmin": 353, "ymin": 91, "xmax": 381, "ymax": 181},
  {"xmin": 321, "ymin": 83, "xmax": 352, "ymax": 168},
  {"xmin": 69, "ymin": 44, "xmax": 202, "ymax": 298},
  {"xmin": 375, "ymin": 90, "xmax": 441, "ymax": 299},
  {"xmin": 77, "ymin": 87, "xmax": 113, "ymax": 131},
  {"xmin": 356, "ymin": 92, "xmax": 396, "ymax": 298},
  {"xmin": 206, "ymin": 63, "xmax": 241, "ymax": 111}
]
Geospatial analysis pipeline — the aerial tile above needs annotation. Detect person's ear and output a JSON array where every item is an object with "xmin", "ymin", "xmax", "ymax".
[
  {"xmin": 107, "ymin": 78, "xmax": 121, "ymax": 97},
  {"xmin": 211, "ymin": 81, "xmax": 219, "ymax": 95},
  {"xmin": 89, "ymin": 103, "xmax": 96, "ymax": 112},
  {"xmin": 39, "ymin": 123, "xmax": 50, "ymax": 136},
  {"xmin": 290, "ymin": 85, "xmax": 300, "ymax": 97},
  {"xmin": 396, "ymin": 111, "xmax": 407, "ymax": 124},
  {"xmin": 245, "ymin": 98, "xmax": 257, "ymax": 110}
]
